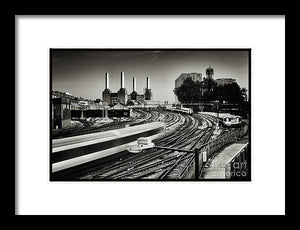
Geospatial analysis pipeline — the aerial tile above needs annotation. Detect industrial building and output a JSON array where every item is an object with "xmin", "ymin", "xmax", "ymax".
[
  {"xmin": 128, "ymin": 77, "xmax": 146, "ymax": 104},
  {"xmin": 130, "ymin": 77, "xmax": 138, "ymax": 100},
  {"xmin": 102, "ymin": 73, "xmax": 111, "ymax": 105},
  {"xmin": 52, "ymin": 97, "xmax": 71, "ymax": 129},
  {"xmin": 52, "ymin": 90, "xmax": 105, "ymax": 128},
  {"xmin": 52, "ymin": 91, "xmax": 85, "ymax": 129},
  {"xmin": 107, "ymin": 103, "xmax": 130, "ymax": 117},
  {"xmin": 52, "ymin": 72, "xmax": 155, "ymax": 130},
  {"xmin": 102, "ymin": 72, "xmax": 152, "ymax": 106},
  {"xmin": 102, "ymin": 72, "xmax": 128, "ymax": 105},
  {"xmin": 117, "ymin": 72, "xmax": 128, "ymax": 105},
  {"xmin": 144, "ymin": 77, "xmax": 152, "ymax": 100}
]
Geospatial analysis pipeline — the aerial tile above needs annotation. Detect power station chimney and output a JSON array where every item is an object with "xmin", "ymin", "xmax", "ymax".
[
  {"xmin": 146, "ymin": 77, "xmax": 150, "ymax": 89},
  {"xmin": 105, "ymin": 73, "xmax": 109, "ymax": 89},
  {"xmin": 121, "ymin": 72, "xmax": 125, "ymax": 88},
  {"xmin": 103, "ymin": 73, "xmax": 111, "ymax": 105},
  {"xmin": 144, "ymin": 77, "xmax": 152, "ymax": 100},
  {"xmin": 133, "ymin": 77, "xmax": 136, "ymax": 92}
]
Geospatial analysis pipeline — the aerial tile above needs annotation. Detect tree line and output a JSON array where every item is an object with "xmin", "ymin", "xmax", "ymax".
[{"xmin": 174, "ymin": 77, "xmax": 248, "ymax": 105}]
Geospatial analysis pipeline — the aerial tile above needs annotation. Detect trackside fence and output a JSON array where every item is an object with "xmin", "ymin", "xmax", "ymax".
[{"xmin": 180, "ymin": 127, "xmax": 245, "ymax": 179}]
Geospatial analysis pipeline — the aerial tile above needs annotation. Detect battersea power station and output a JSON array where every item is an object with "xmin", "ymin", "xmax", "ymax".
[{"xmin": 102, "ymin": 72, "xmax": 152, "ymax": 105}]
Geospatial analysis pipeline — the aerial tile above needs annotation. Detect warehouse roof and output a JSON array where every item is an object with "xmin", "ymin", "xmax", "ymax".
[{"xmin": 109, "ymin": 103, "xmax": 129, "ymax": 110}]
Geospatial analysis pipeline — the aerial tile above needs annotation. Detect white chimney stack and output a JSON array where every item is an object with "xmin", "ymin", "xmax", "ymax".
[
  {"xmin": 105, "ymin": 73, "xmax": 109, "ymax": 89},
  {"xmin": 121, "ymin": 72, "xmax": 125, "ymax": 88},
  {"xmin": 147, "ymin": 77, "xmax": 150, "ymax": 89},
  {"xmin": 133, "ymin": 77, "xmax": 136, "ymax": 91}
]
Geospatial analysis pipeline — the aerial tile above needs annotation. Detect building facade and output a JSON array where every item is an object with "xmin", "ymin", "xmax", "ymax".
[
  {"xmin": 144, "ymin": 77, "xmax": 152, "ymax": 100},
  {"xmin": 52, "ymin": 97, "xmax": 71, "ymax": 129},
  {"xmin": 175, "ymin": 73, "xmax": 202, "ymax": 89},
  {"xmin": 175, "ymin": 72, "xmax": 202, "ymax": 102},
  {"xmin": 102, "ymin": 73, "xmax": 153, "ymax": 105},
  {"xmin": 102, "ymin": 72, "xmax": 128, "ymax": 105},
  {"xmin": 206, "ymin": 65, "xmax": 214, "ymax": 79}
]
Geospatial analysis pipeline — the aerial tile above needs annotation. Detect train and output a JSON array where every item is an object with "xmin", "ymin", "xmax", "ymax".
[
  {"xmin": 52, "ymin": 121, "xmax": 166, "ymax": 173},
  {"xmin": 198, "ymin": 112, "xmax": 243, "ymax": 128},
  {"xmin": 166, "ymin": 106, "xmax": 193, "ymax": 115},
  {"xmin": 166, "ymin": 106, "xmax": 243, "ymax": 128}
]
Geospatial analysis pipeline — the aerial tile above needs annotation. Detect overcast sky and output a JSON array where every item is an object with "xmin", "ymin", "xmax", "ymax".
[{"xmin": 52, "ymin": 50, "xmax": 249, "ymax": 102}]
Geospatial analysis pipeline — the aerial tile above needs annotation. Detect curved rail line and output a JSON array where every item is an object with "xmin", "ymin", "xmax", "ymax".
[
  {"xmin": 53, "ymin": 110, "xmax": 182, "ymax": 179},
  {"xmin": 78, "ymin": 112, "xmax": 219, "ymax": 180},
  {"xmin": 109, "ymin": 114, "xmax": 216, "ymax": 180}
]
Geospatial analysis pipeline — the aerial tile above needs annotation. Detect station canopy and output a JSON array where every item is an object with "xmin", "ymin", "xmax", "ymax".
[{"xmin": 109, "ymin": 103, "xmax": 129, "ymax": 110}]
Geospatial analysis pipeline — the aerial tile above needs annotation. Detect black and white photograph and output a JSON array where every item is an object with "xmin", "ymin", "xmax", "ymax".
[
  {"xmin": 50, "ymin": 49, "xmax": 250, "ymax": 181},
  {"xmin": 15, "ymin": 14, "xmax": 285, "ymax": 215}
]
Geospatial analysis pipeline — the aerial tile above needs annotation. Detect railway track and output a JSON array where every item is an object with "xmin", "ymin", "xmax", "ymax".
[
  {"xmin": 113, "ymin": 115, "xmax": 216, "ymax": 180},
  {"xmin": 79, "ymin": 112, "xmax": 217, "ymax": 180},
  {"xmin": 155, "ymin": 127, "xmax": 215, "ymax": 180},
  {"xmin": 52, "ymin": 109, "xmax": 162, "ymax": 139},
  {"xmin": 53, "ymin": 110, "xmax": 182, "ymax": 179}
]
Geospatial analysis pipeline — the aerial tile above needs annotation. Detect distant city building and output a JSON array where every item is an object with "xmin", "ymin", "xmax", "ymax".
[
  {"xmin": 144, "ymin": 100, "xmax": 163, "ymax": 105},
  {"xmin": 215, "ymin": 78, "xmax": 236, "ymax": 86},
  {"xmin": 206, "ymin": 65, "xmax": 214, "ymax": 79},
  {"xmin": 175, "ymin": 73, "xmax": 202, "ymax": 89},
  {"xmin": 175, "ymin": 72, "xmax": 202, "ymax": 102},
  {"xmin": 52, "ymin": 91, "xmax": 77, "ymax": 103}
]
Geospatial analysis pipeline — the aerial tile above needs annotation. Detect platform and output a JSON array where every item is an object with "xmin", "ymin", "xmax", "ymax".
[{"xmin": 202, "ymin": 140, "xmax": 249, "ymax": 179}]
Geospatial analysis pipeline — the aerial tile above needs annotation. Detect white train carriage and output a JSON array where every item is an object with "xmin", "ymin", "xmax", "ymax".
[
  {"xmin": 171, "ymin": 107, "xmax": 193, "ymax": 115},
  {"xmin": 180, "ymin": 107, "xmax": 193, "ymax": 114},
  {"xmin": 52, "ymin": 122, "xmax": 166, "ymax": 172}
]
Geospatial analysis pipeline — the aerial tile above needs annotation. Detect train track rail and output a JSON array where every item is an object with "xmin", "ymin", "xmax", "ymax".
[
  {"xmin": 52, "ymin": 110, "xmax": 182, "ymax": 179},
  {"xmin": 76, "ymin": 112, "xmax": 187, "ymax": 179},
  {"xmin": 78, "ymin": 112, "xmax": 218, "ymax": 180},
  {"xmin": 116, "ymin": 116, "xmax": 216, "ymax": 180},
  {"xmin": 52, "ymin": 109, "xmax": 162, "ymax": 139}
]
